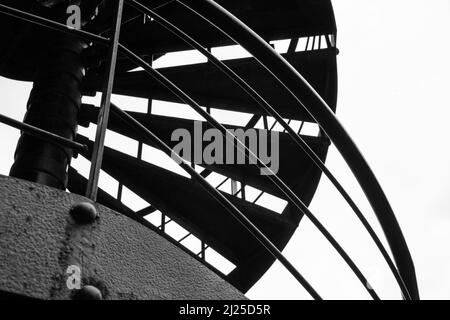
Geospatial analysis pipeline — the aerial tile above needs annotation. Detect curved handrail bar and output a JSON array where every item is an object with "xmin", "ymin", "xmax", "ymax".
[
  {"xmin": 126, "ymin": 0, "xmax": 410, "ymax": 299},
  {"xmin": 178, "ymin": 0, "xmax": 419, "ymax": 299},
  {"xmin": 109, "ymin": 102, "xmax": 322, "ymax": 300},
  {"xmin": 118, "ymin": 44, "xmax": 380, "ymax": 300},
  {"xmin": 0, "ymin": 113, "xmax": 88, "ymax": 153}
]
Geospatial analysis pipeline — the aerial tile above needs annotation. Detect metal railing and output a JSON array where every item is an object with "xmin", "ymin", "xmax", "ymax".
[
  {"xmin": 0, "ymin": 1, "xmax": 321, "ymax": 300},
  {"xmin": 177, "ymin": 0, "xmax": 418, "ymax": 299},
  {"xmin": 126, "ymin": 0, "xmax": 413, "ymax": 299},
  {"xmin": 0, "ymin": 0, "xmax": 419, "ymax": 300}
]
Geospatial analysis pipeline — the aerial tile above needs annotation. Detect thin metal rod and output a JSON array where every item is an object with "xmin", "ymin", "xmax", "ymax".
[
  {"xmin": 298, "ymin": 121, "xmax": 305, "ymax": 135},
  {"xmin": 283, "ymin": 119, "xmax": 292, "ymax": 133},
  {"xmin": 269, "ymin": 120, "xmax": 277, "ymax": 131},
  {"xmin": 201, "ymin": 242, "xmax": 206, "ymax": 260},
  {"xmin": 0, "ymin": 113, "xmax": 87, "ymax": 153},
  {"xmin": 117, "ymin": 45, "xmax": 380, "ymax": 299},
  {"xmin": 117, "ymin": 182, "xmax": 123, "ymax": 201},
  {"xmin": 263, "ymin": 116, "xmax": 269, "ymax": 130},
  {"xmin": 178, "ymin": 233, "xmax": 191, "ymax": 243},
  {"xmin": 177, "ymin": 0, "xmax": 418, "ymax": 299},
  {"xmin": 325, "ymin": 34, "xmax": 332, "ymax": 48},
  {"xmin": 86, "ymin": 0, "xmax": 124, "ymax": 201},
  {"xmin": 125, "ymin": 0, "xmax": 386, "ymax": 299},
  {"xmin": 160, "ymin": 214, "xmax": 166, "ymax": 232},
  {"xmin": 109, "ymin": 102, "xmax": 322, "ymax": 300},
  {"xmin": 197, "ymin": 245, "xmax": 209, "ymax": 256},
  {"xmin": 216, "ymin": 177, "xmax": 229, "ymax": 190},
  {"xmin": 252, "ymin": 191, "xmax": 265, "ymax": 204}
]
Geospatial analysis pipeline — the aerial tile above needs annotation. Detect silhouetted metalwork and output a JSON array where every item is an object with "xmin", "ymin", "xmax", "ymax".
[{"xmin": 0, "ymin": 0, "xmax": 419, "ymax": 300}]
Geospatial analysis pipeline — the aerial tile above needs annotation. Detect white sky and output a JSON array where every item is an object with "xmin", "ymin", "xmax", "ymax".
[{"xmin": 0, "ymin": 0, "xmax": 449, "ymax": 300}]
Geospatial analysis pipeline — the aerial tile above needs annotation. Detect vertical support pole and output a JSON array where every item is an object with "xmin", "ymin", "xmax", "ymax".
[
  {"xmin": 117, "ymin": 183, "xmax": 123, "ymax": 202},
  {"xmin": 287, "ymin": 38, "xmax": 298, "ymax": 54},
  {"xmin": 263, "ymin": 116, "xmax": 268, "ymax": 130},
  {"xmin": 161, "ymin": 214, "xmax": 166, "ymax": 232},
  {"xmin": 206, "ymin": 47, "xmax": 212, "ymax": 114},
  {"xmin": 231, "ymin": 179, "xmax": 237, "ymax": 196},
  {"xmin": 298, "ymin": 121, "xmax": 305, "ymax": 135},
  {"xmin": 86, "ymin": 0, "xmax": 124, "ymax": 200},
  {"xmin": 330, "ymin": 34, "xmax": 336, "ymax": 48},
  {"xmin": 241, "ymin": 183, "xmax": 246, "ymax": 200},
  {"xmin": 325, "ymin": 34, "xmax": 332, "ymax": 48}
]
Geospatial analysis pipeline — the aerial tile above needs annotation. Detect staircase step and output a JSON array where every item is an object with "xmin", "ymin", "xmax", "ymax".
[
  {"xmin": 79, "ymin": 104, "xmax": 330, "ymax": 202},
  {"xmin": 84, "ymin": 49, "xmax": 338, "ymax": 121},
  {"xmin": 119, "ymin": 0, "xmax": 336, "ymax": 57},
  {"xmin": 74, "ymin": 135, "xmax": 298, "ymax": 268}
]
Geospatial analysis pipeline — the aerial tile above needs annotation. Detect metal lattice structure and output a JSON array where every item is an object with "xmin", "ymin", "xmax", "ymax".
[{"xmin": 0, "ymin": 0, "xmax": 419, "ymax": 299}]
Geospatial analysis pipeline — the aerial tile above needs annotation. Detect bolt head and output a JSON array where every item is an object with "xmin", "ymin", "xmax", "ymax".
[
  {"xmin": 73, "ymin": 285, "xmax": 103, "ymax": 300},
  {"xmin": 70, "ymin": 202, "xmax": 98, "ymax": 224}
]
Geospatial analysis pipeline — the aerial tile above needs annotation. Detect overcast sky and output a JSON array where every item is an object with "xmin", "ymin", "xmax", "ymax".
[{"xmin": 0, "ymin": 0, "xmax": 449, "ymax": 300}]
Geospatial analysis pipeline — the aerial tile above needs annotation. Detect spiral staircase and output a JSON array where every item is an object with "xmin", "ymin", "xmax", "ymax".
[{"xmin": 0, "ymin": 0, "xmax": 419, "ymax": 300}]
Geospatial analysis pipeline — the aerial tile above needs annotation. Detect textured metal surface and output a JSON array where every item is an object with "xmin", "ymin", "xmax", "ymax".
[
  {"xmin": 0, "ymin": 175, "xmax": 245, "ymax": 300},
  {"xmin": 9, "ymin": 36, "xmax": 85, "ymax": 189}
]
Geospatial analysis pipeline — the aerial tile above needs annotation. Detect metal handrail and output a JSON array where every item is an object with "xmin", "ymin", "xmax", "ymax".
[
  {"xmin": 0, "ymin": 113, "xmax": 87, "ymax": 153},
  {"xmin": 0, "ymin": 0, "xmax": 414, "ymax": 300},
  {"xmin": 118, "ymin": 44, "xmax": 380, "ymax": 300},
  {"xmin": 125, "ymin": 0, "xmax": 410, "ymax": 299},
  {"xmin": 109, "ymin": 102, "xmax": 322, "ymax": 300},
  {"xmin": 177, "ymin": 0, "xmax": 419, "ymax": 299},
  {"xmin": 0, "ymin": 1, "xmax": 379, "ymax": 299}
]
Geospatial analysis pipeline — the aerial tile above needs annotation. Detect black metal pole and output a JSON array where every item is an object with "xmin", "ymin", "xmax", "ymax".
[
  {"xmin": 0, "ymin": 113, "xmax": 87, "ymax": 153},
  {"xmin": 86, "ymin": 0, "xmax": 124, "ymax": 201}
]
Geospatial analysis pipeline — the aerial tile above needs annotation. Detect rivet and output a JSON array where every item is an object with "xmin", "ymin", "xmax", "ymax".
[
  {"xmin": 72, "ymin": 285, "xmax": 103, "ymax": 300},
  {"xmin": 70, "ymin": 202, "xmax": 98, "ymax": 224}
]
